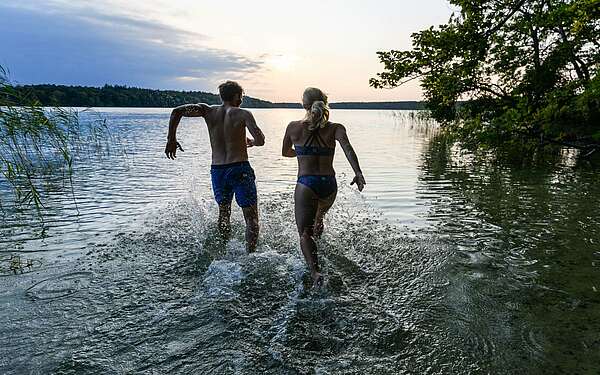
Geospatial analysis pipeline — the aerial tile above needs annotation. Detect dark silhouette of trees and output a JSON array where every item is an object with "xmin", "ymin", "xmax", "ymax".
[{"xmin": 372, "ymin": 0, "xmax": 599, "ymax": 150}]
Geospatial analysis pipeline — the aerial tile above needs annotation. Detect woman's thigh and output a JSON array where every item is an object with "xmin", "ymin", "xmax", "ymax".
[
  {"xmin": 317, "ymin": 189, "xmax": 337, "ymax": 214},
  {"xmin": 294, "ymin": 183, "xmax": 319, "ymax": 234}
]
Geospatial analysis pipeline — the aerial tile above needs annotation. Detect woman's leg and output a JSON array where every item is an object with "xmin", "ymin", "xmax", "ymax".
[
  {"xmin": 314, "ymin": 190, "xmax": 337, "ymax": 238},
  {"xmin": 294, "ymin": 183, "xmax": 322, "ymax": 286}
]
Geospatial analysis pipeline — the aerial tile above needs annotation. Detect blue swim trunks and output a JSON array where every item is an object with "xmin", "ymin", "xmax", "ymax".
[{"xmin": 210, "ymin": 161, "xmax": 257, "ymax": 208}]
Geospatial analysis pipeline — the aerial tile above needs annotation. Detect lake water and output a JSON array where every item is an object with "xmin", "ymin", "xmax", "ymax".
[{"xmin": 1, "ymin": 108, "xmax": 599, "ymax": 374}]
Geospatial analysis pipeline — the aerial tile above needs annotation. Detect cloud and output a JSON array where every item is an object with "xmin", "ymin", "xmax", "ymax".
[{"xmin": 0, "ymin": 2, "xmax": 264, "ymax": 91}]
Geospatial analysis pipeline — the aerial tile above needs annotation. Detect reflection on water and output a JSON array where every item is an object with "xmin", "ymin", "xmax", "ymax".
[
  {"xmin": 418, "ymin": 135, "xmax": 600, "ymax": 373},
  {"xmin": 1, "ymin": 109, "xmax": 599, "ymax": 374}
]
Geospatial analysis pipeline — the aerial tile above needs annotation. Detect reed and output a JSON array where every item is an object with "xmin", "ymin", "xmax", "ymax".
[{"xmin": 0, "ymin": 66, "xmax": 115, "ymax": 215}]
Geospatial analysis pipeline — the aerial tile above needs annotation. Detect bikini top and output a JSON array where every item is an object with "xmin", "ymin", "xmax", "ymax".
[{"xmin": 294, "ymin": 128, "xmax": 335, "ymax": 157}]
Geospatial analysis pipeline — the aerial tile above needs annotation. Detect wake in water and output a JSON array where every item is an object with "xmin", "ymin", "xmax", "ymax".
[{"xmin": 1, "ymin": 185, "xmax": 474, "ymax": 374}]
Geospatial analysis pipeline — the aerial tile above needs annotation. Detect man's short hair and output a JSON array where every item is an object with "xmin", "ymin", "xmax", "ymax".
[{"xmin": 218, "ymin": 81, "xmax": 244, "ymax": 101}]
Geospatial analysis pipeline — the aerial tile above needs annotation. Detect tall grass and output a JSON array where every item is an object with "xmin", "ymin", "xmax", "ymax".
[{"xmin": 0, "ymin": 66, "xmax": 115, "ymax": 215}]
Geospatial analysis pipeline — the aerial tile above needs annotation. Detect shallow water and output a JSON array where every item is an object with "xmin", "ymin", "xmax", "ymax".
[{"xmin": 1, "ymin": 108, "xmax": 599, "ymax": 374}]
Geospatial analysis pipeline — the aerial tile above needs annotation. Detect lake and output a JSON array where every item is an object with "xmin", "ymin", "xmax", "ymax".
[{"xmin": 1, "ymin": 108, "xmax": 599, "ymax": 374}]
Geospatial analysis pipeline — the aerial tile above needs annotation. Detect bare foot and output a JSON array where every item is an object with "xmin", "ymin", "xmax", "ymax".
[
  {"xmin": 312, "ymin": 272, "xmax": 324, "ymax": 289},
  {"xmin": 218, "ymin": 223, "xmax": 231, "ymax": 238}
]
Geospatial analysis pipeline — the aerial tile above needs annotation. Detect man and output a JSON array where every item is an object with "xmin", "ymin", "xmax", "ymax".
[{"xmin": 164, "ymin": 81, "xmax": 265, "ymax": 252}]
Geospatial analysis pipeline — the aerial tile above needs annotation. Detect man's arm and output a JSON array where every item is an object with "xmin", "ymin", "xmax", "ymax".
[
  {"xmin": 282, "ymin": 122, "xmax": 296, "ymax": 157},
  {"xmin": 242, "ymin": 109, "xmax": 265, "ymax": 147},
  {"xmin": 334, "ymin": 124, "xmax": 366, "ymax": 191},
  {"xmin": 165, "ymin": 103, "xmax": 209, "ymax": 159}
]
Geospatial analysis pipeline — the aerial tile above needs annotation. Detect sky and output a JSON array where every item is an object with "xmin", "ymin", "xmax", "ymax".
[{"xmin": 0, "ymin": 0, "xmax": 455, "ymax": 102}]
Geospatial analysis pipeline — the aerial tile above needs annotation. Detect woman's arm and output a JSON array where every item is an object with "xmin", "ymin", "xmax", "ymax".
[
  {"xmin": 334, "ymin": 124, "xmax": 366, "ymax": 191},
  {"xmin": 282, "ymin": 122, "xmax": 297, "ymax": 157}
]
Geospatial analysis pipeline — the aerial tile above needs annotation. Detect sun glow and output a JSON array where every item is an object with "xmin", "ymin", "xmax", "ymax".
[
  {"xmin": 0, "ymin": 0, "xmax": 456, "ymax": 101},
  {"xmin": 266, "ymin": 54, "xmax": 296, "ymax": 72}
]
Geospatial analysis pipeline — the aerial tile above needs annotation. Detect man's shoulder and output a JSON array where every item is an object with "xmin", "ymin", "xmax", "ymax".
[
  {"xmin": 225, "ymin": 106, "xmax": 252, "ymax": 117},
  {"xmin": 185, "ymin": 102, "xmax": 215, "ymax": 116}
]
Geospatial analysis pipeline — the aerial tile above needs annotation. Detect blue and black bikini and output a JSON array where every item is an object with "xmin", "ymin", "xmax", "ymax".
[
  {"xmin": 294, "ymin": 127, "xmax": 335, "ymax": 157},
  {"xmin": 294, "ymin": 128, "xmax": 337, "ymax": 199},
  {"xmin": 297, "ymin": 175, "xmax": 337, "ymax": 199}
]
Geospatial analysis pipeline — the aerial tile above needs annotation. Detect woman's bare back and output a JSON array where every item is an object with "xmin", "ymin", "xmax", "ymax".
[{"xmin": 287, "ymin": 120, "xmax": 340, "ymax": 176}]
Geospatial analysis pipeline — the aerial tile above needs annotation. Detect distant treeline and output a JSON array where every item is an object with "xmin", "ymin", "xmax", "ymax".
[
  {"xmin": 12, "ymin": 84, "xmax": 424, "ymax": 110},
  {"xmin": 271, "ymin": 102, "xmax": 425, "ymax": 110},
  {"xmin": 13, "ymin": 84, "xmax": 272, "ymax": 108}
]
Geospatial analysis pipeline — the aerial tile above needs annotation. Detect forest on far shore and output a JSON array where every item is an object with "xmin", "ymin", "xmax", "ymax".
[{"xmin": 11, "ymin": 84, "xmax": 424, "ymax": 110}]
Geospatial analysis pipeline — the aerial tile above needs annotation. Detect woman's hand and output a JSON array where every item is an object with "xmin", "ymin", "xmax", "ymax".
[
  {"xmin": 165, "ymin": 139, "xmax": 184, "ymax": 159},
  {"xmin": 246, "ymin": 137, "xmax": 255, "ymax": 148},
  {"xmin": 351, "ymin": 174, "xmax": 366, "ymax": 191},
  {"xmin": 351, "ymin": 173, "xmax": 366, "ymax": 191}
]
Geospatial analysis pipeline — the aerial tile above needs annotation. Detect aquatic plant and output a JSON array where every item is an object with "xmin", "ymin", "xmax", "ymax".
[{"xmin": 0, "ymin": 66, "xmax": 114, "ymax": 215}]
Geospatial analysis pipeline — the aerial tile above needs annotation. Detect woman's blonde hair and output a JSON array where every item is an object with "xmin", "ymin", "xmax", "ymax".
[{"xmin": 303, "ymin": 87, "xmax": 329, "ymax": 131}]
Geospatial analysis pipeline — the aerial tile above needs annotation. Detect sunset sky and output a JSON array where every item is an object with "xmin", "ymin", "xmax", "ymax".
[{"xmin": 1, "ymin": 1, "xmax": 455, "ymax": 102}]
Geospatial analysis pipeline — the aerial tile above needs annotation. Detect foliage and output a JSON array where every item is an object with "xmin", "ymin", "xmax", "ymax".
[
  {"xmin": 14, "ymin": 84, "xmax": 426, "ymax": 110},
  {"xmin": 0, "ymin": 67, "xmax": 113, "ymax": 214},
  {"xmin": 371, "ymin": 0, "xmax": 600, "ymax": 150},
  {"xmin": 13, "ymin": 84, "xmax": 273, "ymax": 108}
]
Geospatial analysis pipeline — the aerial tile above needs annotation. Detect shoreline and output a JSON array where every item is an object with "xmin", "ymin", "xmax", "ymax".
[{"xmin": 35, "ymin": 104, "xmax": 427, "ymax": 111}]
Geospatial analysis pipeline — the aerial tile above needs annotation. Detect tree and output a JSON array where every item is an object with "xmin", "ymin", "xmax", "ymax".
[
  {"xmin": 371, "ymin": 0, "xmax": 600, "ymax": 150},
  {"xmin": 13, "ymin": 84, "xmax": 275, "ymax": 109}
]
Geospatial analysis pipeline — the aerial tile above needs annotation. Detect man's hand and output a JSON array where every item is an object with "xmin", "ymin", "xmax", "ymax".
[
  {"xmin": 165, "ymin": 140, "xmax": 184, "ymax": 159},
  {"xmin": 351, "ymin": 173, "xmax": 366, "ymax": 191},
  {"xmin": 246, "ymin": 137, "xmax": 255, "ymax": 148}
]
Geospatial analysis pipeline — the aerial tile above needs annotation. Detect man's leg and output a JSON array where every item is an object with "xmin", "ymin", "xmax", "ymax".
[
  {"xmin": 242, "ymin": 204, "xmax": 259, "ymax": 252},
  {"xmin": 211, "ymin": 166, "xmax": 233, "ymax": 236},
  {"xmin": 218, "ymin": 203, "xmax": 232, "ymax": 235},
  {"xmin": 235, "ymin": 163, "xmax": 258, "ymax": 252}
]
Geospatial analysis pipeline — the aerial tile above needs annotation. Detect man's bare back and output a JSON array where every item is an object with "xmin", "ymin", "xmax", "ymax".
[
  {"xmin": 165, "ymin": 103, "xmax": 264, "ymax": 164},
  {"xmin": 164, "ymin": 81, "xmax": 265, "ymax": 252}
]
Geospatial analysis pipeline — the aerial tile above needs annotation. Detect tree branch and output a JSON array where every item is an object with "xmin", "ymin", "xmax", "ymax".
[{"xmin": 484, "ymin": 0, "xmax": 528, "ymax": 38}]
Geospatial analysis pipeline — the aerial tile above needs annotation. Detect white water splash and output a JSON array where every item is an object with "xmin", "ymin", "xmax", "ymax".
[{"xmin": 202, "ymin": 260, "xmax": 243, "ymax": 300}]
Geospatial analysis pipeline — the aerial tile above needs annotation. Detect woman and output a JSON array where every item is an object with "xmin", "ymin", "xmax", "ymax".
[{"xmin": 282, "ymin": 87, "xmax": 366, "ymax": 287}]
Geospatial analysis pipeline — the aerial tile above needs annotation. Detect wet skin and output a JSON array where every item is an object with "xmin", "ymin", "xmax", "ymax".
[
  {"xmin": 282, "ymin": 119, "xmax": 365, "ymax": 286},
  {"xmin": 165, "ymin": 95, "xmax": 265, "ymax": 251}
]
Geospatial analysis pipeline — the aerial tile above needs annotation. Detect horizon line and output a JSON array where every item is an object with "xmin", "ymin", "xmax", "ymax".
[{"xmin": 14, "ymin": 82, "xmax": 422, "ymax": 103}]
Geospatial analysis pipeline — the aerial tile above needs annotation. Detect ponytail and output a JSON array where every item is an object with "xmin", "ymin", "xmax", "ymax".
[
  {"xmin": 303, "ymin": 87, "xmax": 330, "ymax": 131},
  {"xmin": 308, "ymin": 100, "xmax": 330, "ymax": 131}
]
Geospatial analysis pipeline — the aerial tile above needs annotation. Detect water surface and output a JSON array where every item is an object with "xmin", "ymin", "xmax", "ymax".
[{"xmin": 1, "ymin": 108, "xmax": 599, "ymax": 374}]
